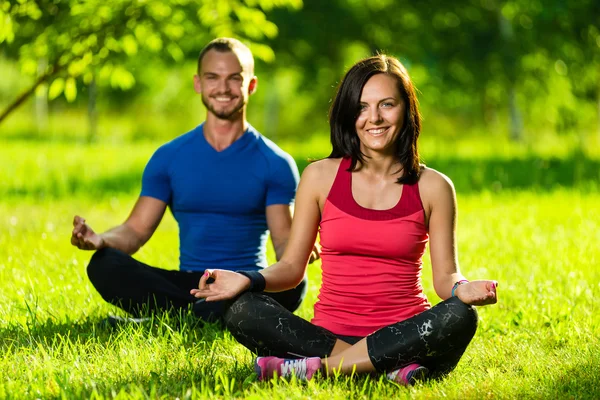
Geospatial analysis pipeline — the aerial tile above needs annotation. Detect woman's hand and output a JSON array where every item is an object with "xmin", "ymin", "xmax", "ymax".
[
  {"xmin": 190, "ymin": 269, "xmax": 251, "ymax": 302},
  {"xmin": 455, "ymin": 280, "xmax": 498, "ymax": 306}
]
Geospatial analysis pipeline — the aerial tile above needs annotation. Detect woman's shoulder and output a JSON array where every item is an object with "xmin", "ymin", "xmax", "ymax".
[
  {"xmin": 302, "ymin": 157, "xmax": 343, "ymax": 179},
  {"xmin": 418, "ymin": 165, "xmax": 455, "ymax": 197},
  {"xmin": 300, "ymin": 158, "xmax": 343, "ymax": 193}
]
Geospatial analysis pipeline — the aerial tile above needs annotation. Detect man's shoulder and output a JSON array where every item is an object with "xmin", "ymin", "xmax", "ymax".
[
  {"xmin": 249, "ymin": 127, "xmax": 296, "ymax": 168},
  {"xmin": 155, "ymin": 126, "xmax": 201, "ymax": 155},
  {"xmin": 253, "ymin": 132, "xmax": 291, "ymax": 158}
]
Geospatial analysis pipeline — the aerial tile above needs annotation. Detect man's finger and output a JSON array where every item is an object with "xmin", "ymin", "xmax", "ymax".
[
  {"xmin": 84, "ymin": 238, "xmax": 96, "ymax": 250},
  {"xmin": 73, "ymin": 216, "xmax": 85, "ymax": 226}
]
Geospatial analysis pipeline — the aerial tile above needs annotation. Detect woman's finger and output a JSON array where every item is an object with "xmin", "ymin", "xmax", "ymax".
[
  {"xmin": 205, "ymin": 293, "xmax": 230, "ymax": 302},
  {"xmin": 198, "ymin": 270, "xmax": 213, "ymax": 290},
  {"xmin": 191, "ymin": 288, "xmax": 212, "ymax": 298}
]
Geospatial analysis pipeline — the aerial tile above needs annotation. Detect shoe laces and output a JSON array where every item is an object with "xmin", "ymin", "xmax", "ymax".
[{"xmin": 280, "ymin": 358, "xmax": 308, "ymax": 379}]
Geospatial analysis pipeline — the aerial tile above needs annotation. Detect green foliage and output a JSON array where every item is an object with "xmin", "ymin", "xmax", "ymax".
[
  {"xmin": 0, "ymin": 0, "xmax": 299, "ymax": 105},
  {"xmin": 257, "ymin": 0, "xmax": 600, "ymax": 139},
  {"xmin": 2, "ymin": 0, "xmax": 599, "ymax": 142}
]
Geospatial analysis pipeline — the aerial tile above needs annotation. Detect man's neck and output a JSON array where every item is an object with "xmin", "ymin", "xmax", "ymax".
[{"xmin": 203, "ymin": 113, "xmax": 248, "ymax": 152}]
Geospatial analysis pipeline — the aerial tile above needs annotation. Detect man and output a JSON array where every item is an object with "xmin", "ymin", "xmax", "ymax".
[{"xmin": 71, "ymin": 37, "xmax": 314, "ymax": 322}]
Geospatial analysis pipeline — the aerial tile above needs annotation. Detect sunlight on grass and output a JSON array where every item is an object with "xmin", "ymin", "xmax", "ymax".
[{"xmin": 0, "ymin": 140, "xmax": 599, "ymax": 398}]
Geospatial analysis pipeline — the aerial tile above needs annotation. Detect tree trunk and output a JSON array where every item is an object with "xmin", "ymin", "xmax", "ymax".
[
  {"xmin": 0, "ymin": 58, "xmax": 65, "ymax": 125},
  {"xmin": 498, "ymin": 8, "xmax": 523, "ymax": 141},
  {"xmin": 88, "ymin": 75, "xmax": 97, "ymax": 143},
  {"xmin": 264, "ymin": 77, "xmax": 279, "ymax": 140},
  {"xmin": 597, "ymin": 84, "xmax": 600, "ymax": 141},
  {"xmin": 509, "ymin": 86, "xmax": 523, "ymax": 142},
  {"xmin": 36, "ymin": 58, "xmax": 49, "ymax": 135}
]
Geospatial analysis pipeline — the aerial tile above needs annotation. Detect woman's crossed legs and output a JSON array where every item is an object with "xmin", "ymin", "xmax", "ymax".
[{"xmin": 224, "ymin": 292, "xmax": 478, "ymax": 381}]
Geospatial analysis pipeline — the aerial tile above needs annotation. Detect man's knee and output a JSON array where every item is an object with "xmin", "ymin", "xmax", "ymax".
[
  {"xmin": 265, "ymin": 277, "xmax": 308, "ymax": 312},
  {"xmin": 87, "ymin": 247, "xmax": 129, "ymax": 286}
]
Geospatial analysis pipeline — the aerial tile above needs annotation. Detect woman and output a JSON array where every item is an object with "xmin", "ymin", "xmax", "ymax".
[{"xmin": 191, "ymin": 54, "xmax": 498, "ymax": 385}]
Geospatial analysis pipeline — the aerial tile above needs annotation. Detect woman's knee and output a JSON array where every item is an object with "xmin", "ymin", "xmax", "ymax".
[
  {"xmin": 447, "ymin": 296, "xmax": 479, "ymax": 340},
  {"xmin": 223, "ymin": 292, "xmax": 258, "ymax": 329},
  {"xmin": 223, "ymin": 292, "xmax": 279, "ymax": 333}
]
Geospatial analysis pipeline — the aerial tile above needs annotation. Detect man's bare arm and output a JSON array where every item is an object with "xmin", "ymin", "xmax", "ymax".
[{"xmin": 71, "ymin": 196, "xmax": 167, "ymax": 255}]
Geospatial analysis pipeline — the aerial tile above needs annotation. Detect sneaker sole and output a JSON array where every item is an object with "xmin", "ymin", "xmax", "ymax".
[
  {"xmin": 408, "ymin": 366, "xmax": 429, "ymax": 385},
  {"xmin": 105, "ymin": 315, "xmax": 152, "ymax": 327}
]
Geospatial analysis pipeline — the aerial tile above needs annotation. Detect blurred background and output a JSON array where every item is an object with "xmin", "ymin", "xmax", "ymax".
[
  {"xmin": 1, "ymin": 0, "xmax": 599, "ymax": 192},
  {"xmin": 1, "ymin": 5, "xmax": 599, "ymax": 397}
]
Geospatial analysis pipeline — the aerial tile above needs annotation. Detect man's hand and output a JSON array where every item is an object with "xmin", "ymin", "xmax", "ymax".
[
  {"xmin": 190, "ymin": 269, "xmax": 252, "ymax": 302},
  {"xmin": 308, "ymin": 242, "xmax": 321, "ymax": 264},
  {"xmin": 455, "ymin": 280, "xmax": 498, "ymax": 306},
  {"xmin": 71, "ymin": 215, "xmax": 105, "ymax": 250}
]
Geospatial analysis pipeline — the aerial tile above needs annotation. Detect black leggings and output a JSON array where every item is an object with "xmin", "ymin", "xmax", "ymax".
[
  {"xmin": 86, "ymin": 248, "xmax": 307, "ymax": 320},
  {"xmin": 224, "ymin": 292, "xmax": 478, "ymax": 376}
]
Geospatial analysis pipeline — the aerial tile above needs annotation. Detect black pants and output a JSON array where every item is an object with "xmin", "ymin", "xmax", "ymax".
[
  {"xmin": 224, "ymin": 292, "xmax": 478, "ymax": 376},
  {"xmin": 87, "ymin": 248, "xmax": 307, "ymax": 321}
]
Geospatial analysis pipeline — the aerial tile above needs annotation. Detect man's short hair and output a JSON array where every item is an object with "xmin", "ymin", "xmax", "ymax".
[{"xmin": 197, "ymin": 38, "xmax": 255, "ymax": 76}]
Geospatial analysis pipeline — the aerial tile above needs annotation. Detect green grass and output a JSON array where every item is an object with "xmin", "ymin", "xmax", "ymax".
[{"xmin": 0, "ymin": 139, "xmax": 599, "ymax": 399}]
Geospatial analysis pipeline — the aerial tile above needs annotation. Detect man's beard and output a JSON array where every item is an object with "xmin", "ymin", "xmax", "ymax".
[{"xmin": 202, "ymin": 94, "xmax": 245, "ymax": 120}]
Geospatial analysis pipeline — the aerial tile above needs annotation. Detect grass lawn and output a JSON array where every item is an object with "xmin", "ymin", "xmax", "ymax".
[{"xmin": 0, "ymin": 139, "xmax": 598, "ymax": 399}]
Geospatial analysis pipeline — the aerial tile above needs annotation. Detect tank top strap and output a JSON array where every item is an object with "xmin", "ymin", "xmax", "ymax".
[{"xmin": 326, "ymin": 157, "xmax": 353, "ymax": 208}]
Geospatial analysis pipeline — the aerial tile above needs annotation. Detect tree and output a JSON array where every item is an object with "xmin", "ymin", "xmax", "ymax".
[
  {"xmin": 0, "ymin": 0, "xmax": 302, "ymax": 125},
  {"xmin": 262, "ymin": 0, "xmax": 600, "ymax": 141}
]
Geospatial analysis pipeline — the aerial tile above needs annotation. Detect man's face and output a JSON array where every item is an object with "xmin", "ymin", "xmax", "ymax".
[{"xmin": 194, "ymin": 50, "xmax": 256, "ymax": 120}]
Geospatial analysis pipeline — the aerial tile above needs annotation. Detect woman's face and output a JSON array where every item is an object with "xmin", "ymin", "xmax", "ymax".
[{"xmin": 354, "ymin": 73, "xmax": 405, "ymax": 156}]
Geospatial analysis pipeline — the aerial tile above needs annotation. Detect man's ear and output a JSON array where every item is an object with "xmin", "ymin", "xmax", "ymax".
[
  {"xmin": 193, "ymin": 74, "xmax": 202, "ymax": 94},
  {"xmin": 248, "ymin": 76, "xmax": 258, "ymax": 95}
]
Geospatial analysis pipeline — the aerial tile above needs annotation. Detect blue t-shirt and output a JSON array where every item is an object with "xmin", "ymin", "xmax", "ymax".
[{"xmin": 141, "ymin": 123, "xmax": 299, "ymax": 272}]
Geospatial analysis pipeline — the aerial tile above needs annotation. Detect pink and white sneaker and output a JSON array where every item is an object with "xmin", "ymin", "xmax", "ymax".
[
  {"xmin": 254, "ymin": 356, "xmax": 322, "ymax": 381},
  {"xmin": 386, "ymin": 363, "xmax": 429, "ymax": 386}
]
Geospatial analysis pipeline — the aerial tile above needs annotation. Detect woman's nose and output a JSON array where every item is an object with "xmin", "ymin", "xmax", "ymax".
[{"xmin": 368, "ymin": 107, "xmax": 382, "ymax": 123}]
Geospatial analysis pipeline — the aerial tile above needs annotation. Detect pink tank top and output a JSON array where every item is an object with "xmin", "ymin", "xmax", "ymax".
[{"xmin": 311, "ymin": 158, "xmax": 431, "ymax": 336}]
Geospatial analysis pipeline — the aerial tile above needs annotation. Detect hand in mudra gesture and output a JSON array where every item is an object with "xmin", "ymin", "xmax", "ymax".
[
  {"xmin": 190, "ymin": 269, "xmax": 251, "ymax": 302},
  {"xmin": 71, "ymin": 215, "xmax": 105, "ymax": 250},
  {"xmin": 455, "ymin": 280, "xmax": 498, "ymax": 306}
]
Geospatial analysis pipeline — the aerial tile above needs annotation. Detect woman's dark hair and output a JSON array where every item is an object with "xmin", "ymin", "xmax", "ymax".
[{"xmin": 328, "ymin": 54, "xmax": 422, "ymax": 184}]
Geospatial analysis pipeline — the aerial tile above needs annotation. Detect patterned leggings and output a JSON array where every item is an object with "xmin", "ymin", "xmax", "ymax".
[{"xmin": 224, "ymin": 293, "xmax": 478, "ymax": 376}]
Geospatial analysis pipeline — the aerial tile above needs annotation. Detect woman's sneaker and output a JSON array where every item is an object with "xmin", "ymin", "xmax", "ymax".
[
  {"xmin": 386, "ymin": 363, "xmax": 429, "ymax": 386},
  {"xmin": 254, "ymin": 356, "xmax": 322, "ymax": 381}
]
